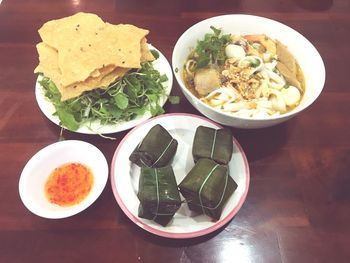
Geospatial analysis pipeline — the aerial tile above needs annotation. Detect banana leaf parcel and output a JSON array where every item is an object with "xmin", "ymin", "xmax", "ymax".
[
  {"xmin": 192, "ymin": 126, "xmax": 233, "ymax": 165},
  {"xmin": 129, "ymin": 124, "xmax": 178, "ymax": 167},
  {"xmin": 137, "ymin": 165, "xmax": 181, "ymax": 226},
  {"xmin": 179, "ymin": 158, "xmax": 237, "ymax": 221}
]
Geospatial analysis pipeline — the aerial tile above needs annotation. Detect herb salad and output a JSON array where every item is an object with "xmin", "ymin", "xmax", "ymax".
[{"xmin": 39, "ymin": 51, "xmax": 174, "ymax": 132}]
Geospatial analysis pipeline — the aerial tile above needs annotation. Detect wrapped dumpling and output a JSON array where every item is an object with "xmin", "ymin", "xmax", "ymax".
[
  {"xmin": 129, "ymin": 124, "xmax": 178, "ymax": 167},
  {"xmin": 137, "ymin": 166, "xmax": 181, "ymax": 226},
  {"xmin": 179, "ymin": 158, "xmax": 237, "ymax": 221},
  {"xmin": 192, "ymin": 126, "xmax": 233, "ymax": 164}
]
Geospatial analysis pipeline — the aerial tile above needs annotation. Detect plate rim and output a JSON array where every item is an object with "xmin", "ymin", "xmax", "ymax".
[
  {"xmin": 110, "ymin": 113, "xmax": 250, "ymax": 238},
  {"xmin": 35, "ymin": 45, "xmax": 173, "ymax": 134}
]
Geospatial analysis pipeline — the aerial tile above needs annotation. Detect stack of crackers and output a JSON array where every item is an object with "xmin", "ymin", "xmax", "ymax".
[{"xmin": 34, "ymin": 12, "xmax": 154, "ymax": 100}]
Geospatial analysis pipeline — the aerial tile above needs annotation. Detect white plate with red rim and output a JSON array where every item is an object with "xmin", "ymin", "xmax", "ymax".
[
  {"xmin": 111, "ymin": 113, "xmax": 250, "ymax": 238},
  {"xmin": 35, "ymin": 45, "xmax": 173, "ymax": 134}
]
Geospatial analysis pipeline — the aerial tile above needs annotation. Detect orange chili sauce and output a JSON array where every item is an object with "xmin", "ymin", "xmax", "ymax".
[{"xmin": 45, "ymin": 163, "xmax": 94, "ymax": 207}]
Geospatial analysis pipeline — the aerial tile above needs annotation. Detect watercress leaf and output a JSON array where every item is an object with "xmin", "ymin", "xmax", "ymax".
[
  {"xmin": 210, "ymin": 26, "xmax": 221, "ymax": 36},
  {"xmin": 194, "ymin": 26, "xmax": 230, "ymax": 68},
  {"xmin": 56, "ymin": 107, "xmax": 80, "ymax": 131},
  {"xmin": 159, "ymin": 74, "xmax": 168, "ymax": 82},
  {"xmin": 147, "ymin": 94, "xmax": 158, "ymax": 103},
  {"xmin": 40, "ymin": 78, "xmax": 62, "ymax": 102},
  {"xmin": 150, "ymin": 49, "xmax": 160, "ymax": 59},
  {"xmin": 105, "ymin": 104, "xmax": 122, "ymax": 118},
  {"xmin": 68, "ymin": 100, "xmax": 83, "ymax": 112},
  {"xmin": 150, "ymin": 104, "xmax": 164, "ymax": 116},
  {"xmin": 168, "ymin": 95, "xmax": 180, "ymax": 104},
  {"xmin": 128, "ymin": 75, "xmax": 141, "ymax": 92},
  {"xmin": 124, "ymin": 80, "xmax": 138, "ymax": 100},
  {"xmin": 99, "ymin": 105, "xmax": 109, "ymax": 115},
  {"xmin": 114, "ymin": 93, "xmax": 129, "ymax": 110},
  {"xmin": 128, "ymin": 106, "xmax": 146, "ymax": 116},
  {"xmin": 196, "ymin": 56, "xmax": 210, "ymax": 68}
]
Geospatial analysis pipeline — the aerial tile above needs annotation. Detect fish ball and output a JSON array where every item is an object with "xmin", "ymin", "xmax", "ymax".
[
  {"xmin": 225, "ymin": 44, "xmax": 246, "ymax": 59},
  {"xmin": 282, "ymin": 86, "xmax": 301, "ymax": 106}
]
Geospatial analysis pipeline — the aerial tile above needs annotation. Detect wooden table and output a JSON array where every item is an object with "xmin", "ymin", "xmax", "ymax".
[{"xmin": 1, "ymin": 0, "xmax": 349, "ymax": 262}]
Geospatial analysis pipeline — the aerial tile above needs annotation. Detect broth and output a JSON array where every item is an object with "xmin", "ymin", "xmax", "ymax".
[{"xmin": 183, "ymin": 29, "xmax": 305, "ymax": 118}]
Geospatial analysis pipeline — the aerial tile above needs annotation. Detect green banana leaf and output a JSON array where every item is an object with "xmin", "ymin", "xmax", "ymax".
[
  {"xmin": 137, "ymin": 165, "xmax": 181, "ymax": 226},
  {"xmin": 179, "ymin": 158, "xmax": 237, "ymax": 221},
  {"xmin": 129, "ymin": 124, "xmax": 178, "ymax": 167},
  {"xmin": 192, "ymin": 126, "xmax": 233, "ymax": 165}
]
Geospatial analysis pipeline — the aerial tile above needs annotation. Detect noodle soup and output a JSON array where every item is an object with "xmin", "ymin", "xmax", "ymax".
[{"xmin": 183, "ymin": 27, "xmax": 305, "ymax": 118}]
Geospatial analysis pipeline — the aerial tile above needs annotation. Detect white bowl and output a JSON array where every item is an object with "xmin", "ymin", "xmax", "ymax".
[
  {"xmin": 19, "ymin": 140, "xmax": 108, "ymax": 219},
  {"xmin": 172, "ymin": 14, "xmax": 326, "ymax": 128}
]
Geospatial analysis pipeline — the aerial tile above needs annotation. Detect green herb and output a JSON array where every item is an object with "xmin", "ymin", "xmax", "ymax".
[
  {"xmin": 56, "ymin": 106, "xmax": 80, "ymax": 131},
  {"xmin": 251, "ymin": 59, "xmax": 261, "ymax": 68},
  {"xmin": 114, "ymin": 93, "xmax": 129, "ymax": 110},
  {"xmin": 168, "ymin": 96, "xmax": 180, "ymax": 104},
  {"xmin": 39, "ymin": 61, "xmax": 168, "ymax": 131},
  {"xmin": 58, "ymin": 127, "xmax": 65, "ymax": 141},
  {"xmin": 193, "ymin": 26, "xmax": 231, "ymax": 69},
  {"xmin": 150, "ymin": 49, "xmax": 160, "ymax": 60}
]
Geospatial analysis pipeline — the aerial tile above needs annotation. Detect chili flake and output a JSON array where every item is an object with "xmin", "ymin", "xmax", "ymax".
[{"xmin": 45, "ymin": 163, "xmax": 94, "ymax": 207}]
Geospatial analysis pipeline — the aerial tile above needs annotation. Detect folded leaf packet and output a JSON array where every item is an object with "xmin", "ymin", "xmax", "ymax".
[
  {"xmin": 192, "ymin": 126, "xmax": 233, "ymax": 165},
  {"xmin": 137, "ymin": 166, "xmax": 181, "ymax": 226},
  {"xmin": 129, "ymin": 124, "xmax": 178, "ymax": 167},
  {"xmin": 179, "ymin": 158, "xmax": 237, "ymax": 221}
]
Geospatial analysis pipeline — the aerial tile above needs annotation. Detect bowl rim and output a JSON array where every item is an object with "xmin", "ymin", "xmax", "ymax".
[{"xmin": 172, "ymin": 14, "xmax": 326, "ymax": 121}]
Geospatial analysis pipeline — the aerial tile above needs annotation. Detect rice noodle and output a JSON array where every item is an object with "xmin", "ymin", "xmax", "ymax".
[{"xmin": 183, "ymin": 31, "xmax": 305, "ymax": 117}]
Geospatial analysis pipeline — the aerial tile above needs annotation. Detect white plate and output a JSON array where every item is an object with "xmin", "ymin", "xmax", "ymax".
[
  {"xmin": 35, "ymin": 45, "xmax": 173, "ymax": 134},
  {"xmin": 19, "ymin": 140, "xmax": 108, "ymax": 219},
  {"xmin": 111, "ymin": 113, "xmax": 250, "ymax": 238}
]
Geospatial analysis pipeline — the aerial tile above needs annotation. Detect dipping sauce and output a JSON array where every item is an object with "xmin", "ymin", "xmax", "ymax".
[{"xmin": 45, "ymin": 163, "xmax": 94, "ymax": 207}]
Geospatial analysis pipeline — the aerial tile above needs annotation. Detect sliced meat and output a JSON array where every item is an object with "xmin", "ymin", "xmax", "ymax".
[
  {"xmin": 194, "ymin": 68, "xmax": 221, "ymax": 96},
  {"xmin": 276, "ymin": 40, "xmax": 297, "ymax": 76},
  {"xmin": 276, "ymin": 62, "xmax": 301, "ymax": 91}
]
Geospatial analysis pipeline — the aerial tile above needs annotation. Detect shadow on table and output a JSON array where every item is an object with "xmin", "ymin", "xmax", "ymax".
[
  {"xmin": 132, "ymin": 215, "xmax": 236, "ymax": 246},
  {"xmin": 231, "ymin": 121, "xmax": 290, "ymax": 162}
]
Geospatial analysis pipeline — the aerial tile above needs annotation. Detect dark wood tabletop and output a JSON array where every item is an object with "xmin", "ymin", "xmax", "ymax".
[{"xmin": 1, "ymin": 0, "xmax": 349, "ymax": 262}]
